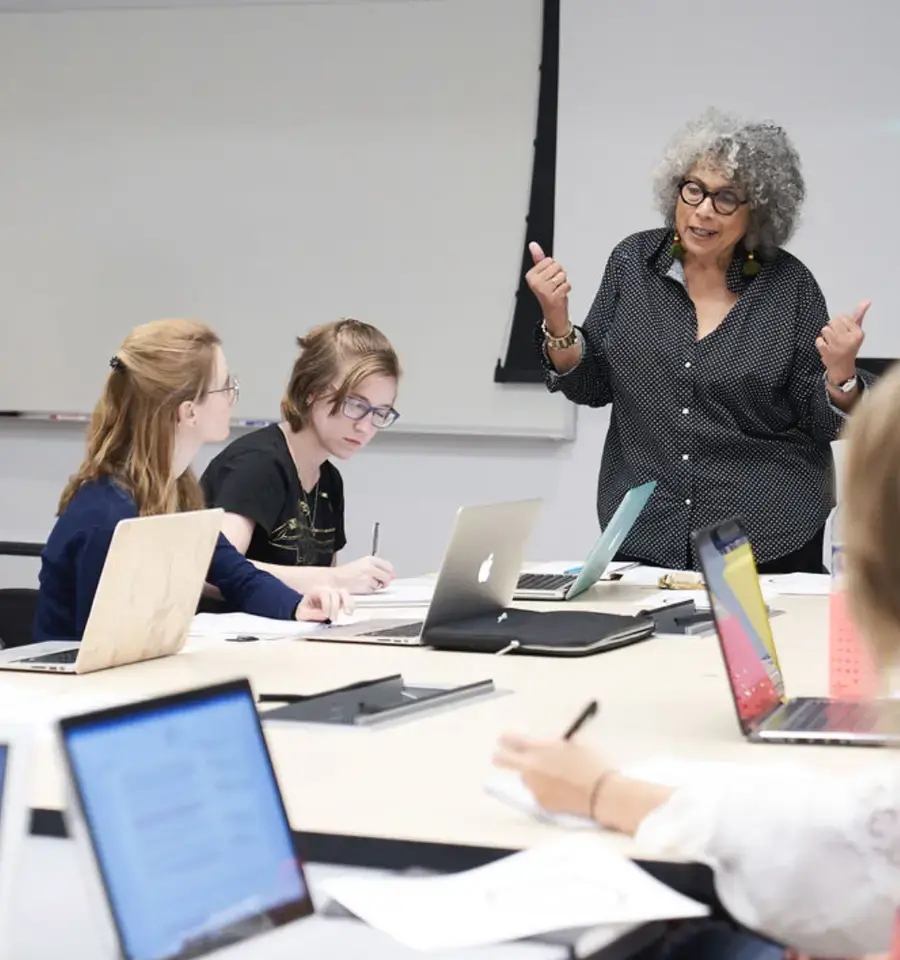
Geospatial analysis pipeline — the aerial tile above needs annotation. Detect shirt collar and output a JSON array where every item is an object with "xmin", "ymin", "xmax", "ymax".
[{"xmin": 652, "ymin": 229, "xmax": 756, "ymax": 294}]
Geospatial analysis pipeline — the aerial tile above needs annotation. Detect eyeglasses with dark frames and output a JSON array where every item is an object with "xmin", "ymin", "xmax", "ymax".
[
  {"xmin": 340, "ymin": 395, "xmax": 399, "ymax": 429},
  {"xmin": 678, "ymin": 179, "xmax": 748, "ymax": 217}
]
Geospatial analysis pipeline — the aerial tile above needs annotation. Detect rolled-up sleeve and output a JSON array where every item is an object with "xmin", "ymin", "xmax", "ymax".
[{"xmin": 634, "ymin": 763, "xmax": 900, "ymax": 957}]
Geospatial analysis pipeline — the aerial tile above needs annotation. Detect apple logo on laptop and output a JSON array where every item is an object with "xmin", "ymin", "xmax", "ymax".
[{"xmin": 478, "ymin": 553, "xmax": 494, "ymax": 583}]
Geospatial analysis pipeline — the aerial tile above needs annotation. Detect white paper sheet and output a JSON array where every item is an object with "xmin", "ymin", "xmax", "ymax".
[
  {"xmin": 761, "ymin": 572, "xmax": 831, "ymax": 596},
  {"xmin": 485, "ymin": 757, "xmax": 744, "ymax": 830},
  {"xmin": 320, "ymin": 834, "xmax": 707, "ymax": 951},
  {"xmin": 187, "ymin": 612, "xmax": 333, "ymax": 641},
  {"xmin": 351, "ymin": 577, "xmax": 435, "ymax": 607}
]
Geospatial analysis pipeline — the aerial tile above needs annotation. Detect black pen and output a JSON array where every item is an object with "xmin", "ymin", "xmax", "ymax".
[
  {"xmin": 563, "ymin": 699, "xmax": 599, "ymax": 740},
  {"xmin": 371, "ymin": 521, "xmax": 380, "ymax": 556}
]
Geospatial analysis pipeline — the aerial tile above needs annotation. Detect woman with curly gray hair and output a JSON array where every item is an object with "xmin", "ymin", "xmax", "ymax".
[{"xmin": 527, "ymin": 109, "xmax": 872, "ymax": 573}]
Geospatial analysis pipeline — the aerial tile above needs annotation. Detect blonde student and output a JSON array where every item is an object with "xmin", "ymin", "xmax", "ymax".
[
  {"xmin": 493, "ymin": 362, "xmax": 900, "ymax": 958},
  {"xmin": 201, "ymin": 318, "xmax": 401, "ymax": 595},
  {"xmin": 35, "ymin": 319, "xmax": 351, "ymax": 643}
]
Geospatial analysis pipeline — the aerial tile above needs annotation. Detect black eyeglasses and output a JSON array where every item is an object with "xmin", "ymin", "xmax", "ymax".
[
  {"xmin": 340, "ymin": 395, "xmax": 399, "ymax": 429},
  {"xmin": 679, "ymin": 179, "xmax": 748, "ymax": 216},
  {"xmin": 208, "ymin": 373, "xmax": 240, "ymax": 405}
]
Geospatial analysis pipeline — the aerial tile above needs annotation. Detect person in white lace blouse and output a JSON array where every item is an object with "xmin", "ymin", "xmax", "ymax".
[{"xmin": 493, "ymin": 365, "xmax": 900, "ymax": 960}]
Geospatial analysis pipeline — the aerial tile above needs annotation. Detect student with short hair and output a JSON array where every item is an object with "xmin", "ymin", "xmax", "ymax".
[
  {"xmin": 201, "ymin": 318, "xmax": 400, "ymax": 595},
  {"xmin": 35, "ymin": 319, "xmax": 351, "ymax": 643}
]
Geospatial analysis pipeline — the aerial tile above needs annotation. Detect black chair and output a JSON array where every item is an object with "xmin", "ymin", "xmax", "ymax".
[
  {"xmin": 0, "ymin": 588, "xmax": 38, "ymax": 649},
  {"xmin": 0, "ymin": 542, "xmax": 43, "ymax": 650}
]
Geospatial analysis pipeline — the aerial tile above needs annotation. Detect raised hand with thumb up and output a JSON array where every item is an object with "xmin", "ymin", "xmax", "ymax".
[
  {"xmin": 525, "ymin": 241, "xmax": 572, "ymax": 335},
  {"xmin": 816, "ymin": 299, "xmax": 870, "ymax": 388}
]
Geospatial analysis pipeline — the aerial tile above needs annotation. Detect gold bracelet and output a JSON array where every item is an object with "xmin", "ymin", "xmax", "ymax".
[{"xmin": 541, "ymin": 319, "xmax": 577, "ymax": 351}]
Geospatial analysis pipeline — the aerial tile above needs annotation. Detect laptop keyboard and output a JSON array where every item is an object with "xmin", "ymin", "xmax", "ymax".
[
  {"xmin": 17, "ymin": 648, "xmax": 79, "ymax": 665},
  {"xmin": 360, "ymin": 622, "xmax": 424, "ymax": 639},
  {"xmin": 778, "ymin": 698, "xmax": 884, "ymax": 733},
  {"xmin": 516, "ymin": 573, "xmax": 574, "ymax": 591}
]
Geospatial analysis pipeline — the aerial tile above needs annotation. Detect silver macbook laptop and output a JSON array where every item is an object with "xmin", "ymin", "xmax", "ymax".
[
  {"xmin": 313, "ymin": 498, "xmax": 542, "ymax": 646},
  {"xmin": 56, "ymin": 679, "xmax": 560, "ymax": 960},
  {"xmin": 515, "ymin": 481, "xmax": 657, "ymax": 600},
  {"xmin": 694, "ymin": 518, "xmax": 900, "ymax": 746},
  {"xmin": 0, "ymin": 509, "xmax": 223, "ymax": 675}
]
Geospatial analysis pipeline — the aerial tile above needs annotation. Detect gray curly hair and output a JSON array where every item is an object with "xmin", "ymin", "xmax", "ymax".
[{"xmin": 652, "ymin": 108, "xmax": 805, "ymax": 258}]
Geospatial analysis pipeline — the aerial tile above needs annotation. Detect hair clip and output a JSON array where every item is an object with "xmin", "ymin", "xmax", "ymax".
[{"xmin": 109, "ymin": 356, "xmax": 126, "ymax": 372}]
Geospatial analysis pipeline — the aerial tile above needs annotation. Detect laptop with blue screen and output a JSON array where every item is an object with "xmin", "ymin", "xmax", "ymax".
[{"xmin": 56, "ymin": 680, "xmax": 559, "ymax": 960}]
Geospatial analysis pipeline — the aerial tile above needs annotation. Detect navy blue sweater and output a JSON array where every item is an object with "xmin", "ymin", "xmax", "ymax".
[{"xmin": 34, "ymin": 477, "xmax": 303, "ymax": 643}]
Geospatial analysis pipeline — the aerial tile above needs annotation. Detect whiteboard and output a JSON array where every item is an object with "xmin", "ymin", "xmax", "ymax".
[{"xmin": 0, "ymin": 0, "xmax": 575, "ymax": 439}]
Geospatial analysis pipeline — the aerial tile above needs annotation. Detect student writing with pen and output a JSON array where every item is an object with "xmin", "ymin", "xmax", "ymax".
[{"xmin": 201, "ymin": 319, "xmax": 399, "ymax": 597}]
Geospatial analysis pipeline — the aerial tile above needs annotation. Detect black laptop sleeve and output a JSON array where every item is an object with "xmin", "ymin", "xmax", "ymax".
[{"xmin": 422, "ymin": 608, "xmax": 655, "ymax": 656}]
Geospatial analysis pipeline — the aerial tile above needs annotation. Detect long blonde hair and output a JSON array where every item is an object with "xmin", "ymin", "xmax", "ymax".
[
  {"xmin": 842, "ymin": 365, "xmax": 900, "ymax": 667},
  {"xmin": 59, "ymin": 319, "xmax": 221, "ymax": 517}
]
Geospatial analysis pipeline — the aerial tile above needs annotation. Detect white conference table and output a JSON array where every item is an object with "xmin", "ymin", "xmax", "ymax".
[{"xmin": 2, "ymin": 579, "xmax": 884, "ymax": 863}]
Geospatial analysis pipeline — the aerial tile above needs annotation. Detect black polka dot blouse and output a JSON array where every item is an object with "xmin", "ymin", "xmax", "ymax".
[{"xmin": 538, "ymin": 227, "xmax": 872, "ymax": 570}]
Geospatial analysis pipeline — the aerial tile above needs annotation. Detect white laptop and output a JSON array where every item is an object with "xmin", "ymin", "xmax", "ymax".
[
  {"xmin": 515, "ymin": 481, "xmax": 657, "ymax": 600},
  {"xmin": 0, "ymin": 509, "xmax": 223, "ymax": 675},
  {"xmin": 310, "ymin": 498, "xmax": 542, "ymax": 646},
  {"xmin": 55, "ymin": 679, "xmax": 560, "ymax": 960}
]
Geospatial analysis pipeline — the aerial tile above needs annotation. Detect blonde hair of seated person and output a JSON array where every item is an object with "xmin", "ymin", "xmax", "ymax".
[
  {"xmin": 58, "ymin": 319, "xmax": 223, "ymax": 518},
  {"xmin": 842, "ymin": 364, "xmax": 900, "ymax": 674}
]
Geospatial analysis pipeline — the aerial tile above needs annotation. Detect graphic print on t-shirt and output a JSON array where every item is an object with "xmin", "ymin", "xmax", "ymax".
[{"xmin": 268, "ymin": 488, "xmax": 337, "ymax": 566}]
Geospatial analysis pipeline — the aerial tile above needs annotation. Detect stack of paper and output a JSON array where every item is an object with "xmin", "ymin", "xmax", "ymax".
[
  {"xmin": 319, "ymin": 834, "xmax": 707, "ymax": 951},
  {"xmin": 351, "ymin": 577, "xmax": 435, "ymax": 607}
]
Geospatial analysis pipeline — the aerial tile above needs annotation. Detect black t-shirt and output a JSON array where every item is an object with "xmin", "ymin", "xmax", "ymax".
[{"xmin": 200, "ymin": 424, "xmax": 346, "ymax": 568}]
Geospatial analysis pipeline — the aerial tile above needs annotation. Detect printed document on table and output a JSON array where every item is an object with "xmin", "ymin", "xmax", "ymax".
[{"xmin": 320, "ymin": 834, "xmax": 708, "ymax": 951}]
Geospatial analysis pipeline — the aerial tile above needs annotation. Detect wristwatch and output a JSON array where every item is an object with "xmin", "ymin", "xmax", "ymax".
[
  {"xmin": 541, "ymin": 319, "xmax": 578, "ymax": 351},
  {"xmin": 827, "ymin": 372, "xmax": 859, "ymax": 394}
]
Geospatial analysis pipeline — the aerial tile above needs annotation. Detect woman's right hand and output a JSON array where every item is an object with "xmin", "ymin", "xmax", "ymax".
[
  {"xmin": 332, "ymin": 556, "xmax": 395, "ymax": 594},
  {"xmin": 493, "ymin": 732, "xmax": 611, "ymax": 819},
  {"xmin": 525, "ymin": 241, "xmax": 572, "ymax": 333}
]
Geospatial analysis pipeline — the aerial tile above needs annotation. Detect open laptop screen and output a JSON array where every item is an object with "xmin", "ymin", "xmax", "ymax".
[
  {"xmin": 59, "ymin": 681, "xmax": 312, "ymax": 960},
  {"xmin": 694, "ymin": 519, "xmax": 786, "ymax": 731}
]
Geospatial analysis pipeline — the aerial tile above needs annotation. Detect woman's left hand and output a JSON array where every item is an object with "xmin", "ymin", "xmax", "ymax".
[
  {"xmin": 493, "ymin": 732, "xmax": 612, "ymax": 819},
  {"xmin": 816, "ymin": 299, "xmax": 870, "ymax": 384},
  {"xmin": 295, "ymin": 587, "xmax": 354, "ymax": 622}
]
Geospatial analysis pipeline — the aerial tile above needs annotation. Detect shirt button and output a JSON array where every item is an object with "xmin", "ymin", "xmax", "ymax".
[
  {"xmin": 682, "ymin": 408, "xmax": 689, "ymax": 415},
  {"xmin": 685, "ymin": 499, "xmax": 692, "ymax": 506},
  {"xmin": 684, "ymin": 362, "xmax": 692, "ymax": 369},
  {"xmin": 682, "ymin": 454, "xmax": 689, "ymax": 461}
]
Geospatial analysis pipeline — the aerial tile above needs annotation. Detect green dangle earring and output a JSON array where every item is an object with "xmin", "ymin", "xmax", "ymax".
[
  {"xmin": 742, "ymin": 249, "xmax": 762, "ymax": 277},
  {"xmin": 669, "ymin": 231, "xmax": 685, "ymax": 261}
]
